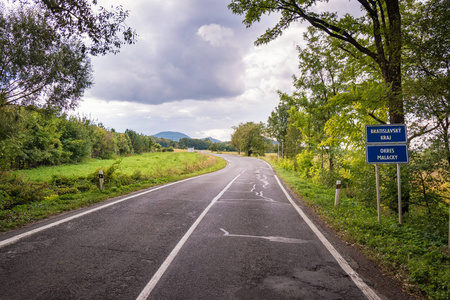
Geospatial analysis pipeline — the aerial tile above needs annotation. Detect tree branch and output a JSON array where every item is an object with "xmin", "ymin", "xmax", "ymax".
[
  {"xmin": 408, "ymin": 123, "xmax": 441, "ymax": 142},
  {"xmin": 368, "ymin": 111, "xmax": 386, "ymax": 124},
  {"xmin": 280, "ymin": 0, "xmax": 379, "ymax": 62}
]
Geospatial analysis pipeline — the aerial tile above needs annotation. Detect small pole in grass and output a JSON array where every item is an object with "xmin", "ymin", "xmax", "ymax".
[
  {"xmin": 98, "ymin": 170, "xmax": 104, "ymax": 190},
  {"xmin": 334, "ymin": 180, "xmax": 341, "ymax": 206}
]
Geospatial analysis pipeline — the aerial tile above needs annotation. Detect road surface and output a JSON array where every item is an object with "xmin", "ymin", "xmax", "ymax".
[{"xmin": 0, "ymin": 154, "xmax": 411, "ymax": 299}]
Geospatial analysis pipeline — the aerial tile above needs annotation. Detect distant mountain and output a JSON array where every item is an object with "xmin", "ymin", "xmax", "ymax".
[
  {"xmin": 205, "ymin": 137, "xmax": 222, "ymax": 143},
  {"xmin": 153, "ymin": 131, "xmax": 191, "ymax": 142}
]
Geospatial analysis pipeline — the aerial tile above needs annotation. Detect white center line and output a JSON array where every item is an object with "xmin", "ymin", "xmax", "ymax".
[{"xmin": 136, "ymin": 172, "xmax": 242, "ymax": 300}]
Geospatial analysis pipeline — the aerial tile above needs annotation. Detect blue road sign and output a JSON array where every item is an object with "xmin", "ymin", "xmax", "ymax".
[
  {"xmin": 366, "ymin": 144, "xmax": 409, "ymax": 164},
  {"xmin": 365, "ymin": 124, "xmax": 407, "ymax": 144}
]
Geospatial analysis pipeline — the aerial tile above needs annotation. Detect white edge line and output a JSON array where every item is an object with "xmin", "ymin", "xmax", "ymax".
[
  {"xmin": 136, "ymin": 173, "xmax": 241, "ymax": 300},
  {"xmin": 274, "ymin": 175, "xmax": 381, "ymax": 300},
  {"xmin": 0, "ymin": 173, "xmax": 211, "ymax": 249}
]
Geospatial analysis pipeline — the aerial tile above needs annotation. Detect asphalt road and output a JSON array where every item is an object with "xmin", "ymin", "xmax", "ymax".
[{"xmin": 0, "ymin": 154, "xmax": 411, "ymax": 299}]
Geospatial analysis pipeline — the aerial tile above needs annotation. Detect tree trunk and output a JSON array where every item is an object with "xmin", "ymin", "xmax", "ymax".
[{"xmin": 385, "ymin": 0, "xmax": 404, "ymax": 125}]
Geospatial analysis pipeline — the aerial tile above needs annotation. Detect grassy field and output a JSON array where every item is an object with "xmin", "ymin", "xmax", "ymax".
[
  {"xmin": 16, "ymin": 152, "xmax": 219, "ymax": 181},
  {"xmin": 266, "ymin": 159, "xmax": 449, "ymax": 299},
  {"xmin": 1, "ymin": 152, "xmax": 226, "ymax": 231}
]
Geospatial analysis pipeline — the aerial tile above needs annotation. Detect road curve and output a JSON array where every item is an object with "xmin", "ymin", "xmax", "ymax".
[{"xmin": 0, "ymin": 154, "xmax": 402, "ymax": 299}]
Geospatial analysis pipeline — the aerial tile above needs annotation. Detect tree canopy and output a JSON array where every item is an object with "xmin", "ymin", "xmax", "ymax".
[
  {"xmin": 228, "ymin": 0, "xmax": 407, "ymax": 124},
  {"xmin": 17, "ymin": 0, "xmax": 137, "ymax": 55},
  {"xmin": 0, "ymin": 5, "xmax": 93, "ymax": 110},
  {"xmin": 231, "ymin": 122, "xmax": 267, "ymax": 156}
]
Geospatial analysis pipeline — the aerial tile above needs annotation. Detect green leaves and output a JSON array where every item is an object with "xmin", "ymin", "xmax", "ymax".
[
  {"xmin": 0, "ymin": 5, "xmax": 93, "ymax": 110},
  {"xmin": 34, "ymin": 0, "xmax": 137, "ymax": 56},
  {"xmin": 231, "ymin": 122, "xmax": 266, "ymax": 156}
]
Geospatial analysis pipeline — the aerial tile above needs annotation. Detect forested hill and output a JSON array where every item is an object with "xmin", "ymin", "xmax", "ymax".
[{"xmin": 152, "ymin": 131, "xmax": 191, "ymax": 142}]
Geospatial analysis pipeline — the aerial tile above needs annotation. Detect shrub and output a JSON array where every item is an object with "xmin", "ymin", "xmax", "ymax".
[
  {"xmin": 56, "ymin": 187, "xmax": 79, "ymax": 195},
  {"xmin": 0, "ymin": 172, "xmax": 47, "ymax": 209},
  {"xmin": 296, "ymin": 149, "xmax": 314, "ymax": 178}
]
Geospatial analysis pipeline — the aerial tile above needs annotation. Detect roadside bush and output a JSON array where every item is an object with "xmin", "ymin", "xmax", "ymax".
[
  {"xmin": 276, "ymin": 157, "xmax": 295, "ymax": 171},
  {"xmin": 50, "ymin": 175, "xmax": 77, "ymax": 187},
  {"xmin": 56, "ymin": 187, "xmax": 79, "ymax": 195},
  {"xmin": 0, "ymin": 190, "xmax": 12, "ymax": 210},
  {"xmin": 296, "ymin": 149, "xmax": 314, "ymax": 178},
  {"xmin": 75, "ymin": 181, "xmax": 92, "ymax": 192},
  {"xmin": 0, "ymin": 172, "xmax": 47, "ymax": 209}
]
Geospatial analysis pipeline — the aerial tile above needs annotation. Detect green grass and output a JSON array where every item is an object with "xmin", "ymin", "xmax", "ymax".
[
  {"xmin": 268, "ymin": 162, "xmax": 450, "ymax": 300},
  {"xmin": 16, "ymin": 152, "xmax": 214, "ymax": 181},
  {"xmin": 1, "ymin": 152, "xmax": 226, "ymax": 231}
]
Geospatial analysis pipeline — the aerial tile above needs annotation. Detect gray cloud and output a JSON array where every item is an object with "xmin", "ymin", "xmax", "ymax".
[
  {"xmin": 79, "ymin": 0, "xmax": 360, "ymax": 140},
  {"xmin": 88, "ymin": 0, "xmax": 251, "ymax": 105}
]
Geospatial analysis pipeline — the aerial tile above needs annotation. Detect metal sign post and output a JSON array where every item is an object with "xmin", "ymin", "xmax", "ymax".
[
  {"xmin": 375, "ymin": 164, "xmax": 381, "ymax": 223},
  {"xmin": 397, "ymin": 164, "xmax": 402, "ymax": 225},
  {"xmin": 365, "ymin": 124, "xmax": 408, "ymax": 224}
]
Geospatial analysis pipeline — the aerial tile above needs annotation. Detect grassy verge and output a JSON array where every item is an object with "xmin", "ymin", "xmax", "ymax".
[
  {"xmin": 1, "ymin": 152, "xmax": 226, "ymax": 232},
  {"xmin": 268, "ymin": 161, "xmax": 449, "ymax": 300}
]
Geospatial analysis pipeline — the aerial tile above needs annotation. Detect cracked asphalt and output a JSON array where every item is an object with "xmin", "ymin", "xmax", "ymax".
[{"xmin": 0, "ymin": 154, "xmax": 413, "ymax": 299}]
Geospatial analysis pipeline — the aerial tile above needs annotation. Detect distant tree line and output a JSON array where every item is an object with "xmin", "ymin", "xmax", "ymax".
[
  {"xmin": 0, "ymin": 105, "xmax": 238, "ymax": 170},
  {"xmin": 178, "ymin": 138, "xmax": 237, "ymax": 152},
  {"xmin": 154, "ymin": 137, "xmax": 237, "ymax": 152},
  {"xmin": 0, "ymin": 106, "xmax": 155, "ymax": 170}
]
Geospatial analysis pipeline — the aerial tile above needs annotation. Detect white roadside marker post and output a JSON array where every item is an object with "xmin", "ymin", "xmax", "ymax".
[
  {"xmin": 99, "ymin": 170, "xmax": 104, "ymax": 190},
  {"xmin": 334, "ymin": 180, "xmax": 341, "ymax": 206}
]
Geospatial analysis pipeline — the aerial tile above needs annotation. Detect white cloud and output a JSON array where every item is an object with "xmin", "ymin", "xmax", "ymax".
[{"xmin": 197, "ymin": 24, "xmax": 235, "ymax": 47}]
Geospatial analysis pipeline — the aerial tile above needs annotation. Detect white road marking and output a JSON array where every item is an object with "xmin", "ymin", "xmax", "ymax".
[
  {"xmin": 256, "ymin": 172, "xmax": 269, "ymax": 188},
  {"xmin": 274, "ymin": 175, "xmax": 381, "ymax": 300},
  {"xmin": 218, "ymin": 198, "xmax": 281, "ymax": 203},
  {"xmin": 136, "ymin": 173, "xmax": 242, "ymax": 300},
  {"xmin": 0, "ymin": 174, "xmax": 211, "ymax": 249},
  {"xmin": 220, "ymin": 228, "xmax": 308, "ymax": 244}
]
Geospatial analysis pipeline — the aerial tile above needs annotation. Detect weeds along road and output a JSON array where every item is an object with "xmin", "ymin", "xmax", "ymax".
[{"xmin": 0, "ymin": 154, "xmax": 408, "ymax": 299}]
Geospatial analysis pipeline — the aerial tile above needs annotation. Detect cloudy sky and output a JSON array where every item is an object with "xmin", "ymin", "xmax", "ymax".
[{"xmin": 75, "ymin": 0, "xmax": 347, "ymax": 141}]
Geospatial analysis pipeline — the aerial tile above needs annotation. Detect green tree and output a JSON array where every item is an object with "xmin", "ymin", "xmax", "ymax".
[
  {"xmin": 267, "ymin": 91, "xmax": 297, "ymax": 145},
  {"xmin": 0, "ymin": 5, "xmax": 93, "ymax": 110},
  {"xmin": 91, "ymin": 125, "xmax": 117, "ymax": 159},
  {"xmin": 268, "ymin": 92, "xmax": 303, "ymax": 158},
  {"xmin": 0, "ymin": 106, "xmax": 26, "ymax": 170},
  {"xmin": 20, "ymin": 0, "xmax": 137, "ymax": 56},
  {"xmin": 125, "ymin": 129, "xmax": 154, "ymax": 154},
  {"xmin": 59, "ymin": 115, "xmax": 93, "ymax": 163},
  {"xmin": 209, "ymin": 143, "xmax": 218, "ymax": 152},
  {"xmin": 231, "ymin": 122, "xmax": 266, "ymax": 156},
  {"xmin": 179, "ymin": 138, "xmax": 211, "ymax": 150},
  {"xmin": 16, "ymin": 107, "xmax": 68, "ymax": 168},
  {"xmin": 228, "ymin": 0, "xmax": 406, "ymax": 124},
  {"xmin": 115, "ymin": 132, "xmax": 132, "ymax": 156},
  {"xmin": 404, "ymin": 0, "xmax": 450, "ymax": 169}
]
